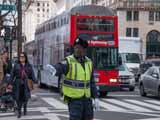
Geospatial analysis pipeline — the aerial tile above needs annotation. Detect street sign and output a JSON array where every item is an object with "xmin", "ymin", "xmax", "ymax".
[{"xmin": 0, "ymin": 4, "xmax": 16, "ymax": 11}]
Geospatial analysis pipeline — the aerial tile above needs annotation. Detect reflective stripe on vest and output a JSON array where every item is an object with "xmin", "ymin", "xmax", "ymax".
[{"xmin": 62, "ymin": 55, "xmax": 92, "ymax": 98}]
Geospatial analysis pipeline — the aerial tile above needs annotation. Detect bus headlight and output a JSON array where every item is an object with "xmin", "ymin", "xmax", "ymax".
[{"xmin": 110, "ymin": 78, "xmax": 117, "ymax": 83}]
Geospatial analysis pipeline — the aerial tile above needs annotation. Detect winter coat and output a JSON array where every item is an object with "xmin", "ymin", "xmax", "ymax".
[{"xmin": 10, "ymin": 63, "xmax": 36, "ymax": 101}]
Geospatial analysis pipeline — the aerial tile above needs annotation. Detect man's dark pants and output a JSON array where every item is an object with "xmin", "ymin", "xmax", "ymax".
[{"xmin": 68, "ymin": 97, "xmax": 93, "ymax": 120}]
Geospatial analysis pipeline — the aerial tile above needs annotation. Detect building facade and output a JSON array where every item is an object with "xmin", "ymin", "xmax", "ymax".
[
  {"xmin": 115, "ymin": 0, "xmax": 160, "ymax": 58},
  {"xmin": 23, "ymin": 0, "xmax": 55, "ymax": 42}
]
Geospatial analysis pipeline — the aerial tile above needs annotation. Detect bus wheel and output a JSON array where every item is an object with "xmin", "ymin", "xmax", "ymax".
[{"xmin": 99, "ymin": 91, "xmax": 108, "ymax": 97}]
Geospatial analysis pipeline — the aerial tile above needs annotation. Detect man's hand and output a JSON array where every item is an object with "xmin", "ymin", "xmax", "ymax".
[{"xmin": 92, "ymin": 98, "xmax": 100, "ymax": 111}]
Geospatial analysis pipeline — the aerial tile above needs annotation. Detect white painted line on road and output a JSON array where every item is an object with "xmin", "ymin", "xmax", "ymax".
[
  {"xmin": 0, "ymin": 116, "xmax": 17, "ymax": 120},
  {"xmin": 42, "ymin": 97, "xmax": 67, "ymax": 109},
  {"xmin": 144, "ymin": 100, "xmax": 160, "ymax": 106},
  {"xmin": 38, "ymin": 107, "xmax": 51, "ymax": 113},
  {"xmin": 108, "ymin": 94, "xmax": 140, "ymax": 97},
  {"xmin": 125, "ymin": 100, "xmax": 160, "ymax": 111},
  {"xmin": 104, "ymin": 99, "xmax": 152, "ymax": 112},
  {"xmin": 31, "ymin": 94, "xmax": 37, "ymax": 98},
  {"xmin": 45, "ymin": 113, "xmax": 67, "ymax": 120},
  {"xmin": 0, "ymin": 112, "xmax": 15, "ymax": 117},
  {"xmin": 99, "ymin": 100, "xmax": 126, "ymax": 111},
  {"xmin": 34, "ymin": 92, "xmax": 58, "ymax": 96},
  {"xmin": 135, "ymin": 118, "xmax": 160, "ymax": 120}
]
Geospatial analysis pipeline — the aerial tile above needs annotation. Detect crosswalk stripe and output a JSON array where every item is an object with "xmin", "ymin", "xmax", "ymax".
[
  {"xmin": 0, "ymin": 112, "xmax": 15, "ymax": 117},
  {"xmin": 103, "ymin": 99, "xmax": 152, "ymax": 112},
  {"xmin": 144, "ymin": 100, "xmax": 160, "ymax": 106},
  {"xmin": 125, "ymin": 100, "xmax": 160, "ymax": 111},
  {"xmin": 99, "ymin": 100, "xmax": 126, "ymax": 111},
  {"xmin": 42, "ymin": 97, "xmax": 67, "ymax": 109}
]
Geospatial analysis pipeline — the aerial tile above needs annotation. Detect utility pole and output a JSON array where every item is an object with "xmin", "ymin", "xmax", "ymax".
[{"xmin": 17, "ymin": 0, "xmax": 22, "ymax": 57}]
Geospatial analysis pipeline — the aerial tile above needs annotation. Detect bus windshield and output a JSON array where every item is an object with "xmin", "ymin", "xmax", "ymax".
[
  {"xmin": 87, "ymin": 47, "xmax": 118, "ymax": 70},
  {"xmin": 77, "ymin": 18, "xmax": 114, "ymax": 32}
]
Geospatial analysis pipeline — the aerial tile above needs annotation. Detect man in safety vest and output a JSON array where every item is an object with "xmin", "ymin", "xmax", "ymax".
[{"xmin": 49, "ymin": 37, "xmax": 99, "ymax": 120}]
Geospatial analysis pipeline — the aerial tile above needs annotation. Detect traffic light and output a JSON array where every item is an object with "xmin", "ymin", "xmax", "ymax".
[{"xmin": 0, "ymin": 27, "xmax": 5, "ymax": 37}]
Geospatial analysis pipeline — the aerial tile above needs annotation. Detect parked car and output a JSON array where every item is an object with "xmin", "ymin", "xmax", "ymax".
[
  {"xmin": 119, "ymin": 64, "xmax": 135, "ymax": 91},
  {"xmin": 139, "ymin": 66, "xmax": 160, "ymax": 98},
  {"xmin": 137, "ymin": 59, "xmax": 160, "ymax": 82}
]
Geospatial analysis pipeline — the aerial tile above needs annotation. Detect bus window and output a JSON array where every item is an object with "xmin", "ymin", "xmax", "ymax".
[
  {"xmin": 78, "ymin": 33, "xmax": 114, "ymax": 41},
  {"xmin": 77, "ymin": 18, "xmax": 114, "ymax": 32}
]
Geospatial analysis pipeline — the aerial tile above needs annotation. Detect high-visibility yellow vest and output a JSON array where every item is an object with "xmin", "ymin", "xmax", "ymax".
[{"xmin": 62, "ymin": 55, "xmax": 92, "ymax": 98}]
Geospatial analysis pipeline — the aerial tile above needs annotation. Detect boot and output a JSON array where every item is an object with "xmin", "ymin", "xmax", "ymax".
[
  {"xmin": 24, "ymin": 103, "xmax": 27, "ymax": 115},
  {"xmin": 17, "ymin": 110, "xmax": 21, "ymax": 118},
  {"xmin": 24, "ymin": 107, "xmax": 27, "ymax": 115}
]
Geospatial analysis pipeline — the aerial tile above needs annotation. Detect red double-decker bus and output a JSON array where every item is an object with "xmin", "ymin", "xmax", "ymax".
[{"xmin": 35, "ymin": 5, "xmax": 119, "ymax": 96}]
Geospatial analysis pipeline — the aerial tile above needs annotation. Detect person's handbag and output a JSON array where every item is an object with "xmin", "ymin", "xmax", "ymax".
[
  {"xmin": 27, "ymin": 79, "xmax": 34, "ymax": 91},
  {"xmin": 22, "ymin": 67, "xmax": 34, "ymax": 91}
]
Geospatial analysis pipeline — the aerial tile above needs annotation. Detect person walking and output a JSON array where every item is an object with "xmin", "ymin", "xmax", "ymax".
[
  {"xmin": 0, "ymin": 52, "xmax": 4, "ymax": 84},
  {"xmin": 10, "ymin": 52, "xmax": 36, "ymax": 118},
  {"xmin": 2, "ymin": 50, "xmax": 12, "ymax": 77},
  {"xmin": 0, "ymin": 52, "xmax": 5, "ymax": 96},
  {"xmin": 48, "ymin": 37, "xmax": 99, "ymax": 120}
]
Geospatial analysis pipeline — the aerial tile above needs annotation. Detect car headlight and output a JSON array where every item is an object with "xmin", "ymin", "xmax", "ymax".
[
  {"xmin": 129, "ymin": 68, "xmax": 134, "ymax": 73},
  {"xmin": 110, "ymin": 78, "xmax": 117, "ymax": 83}
]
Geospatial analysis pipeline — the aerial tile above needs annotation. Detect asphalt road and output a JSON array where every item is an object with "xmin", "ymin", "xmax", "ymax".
[{"xmin": 0, "ymin": 86, "xmax": 160, "ymax": 120}]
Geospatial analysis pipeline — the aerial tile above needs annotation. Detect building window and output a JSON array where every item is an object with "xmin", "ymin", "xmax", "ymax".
[
  {"xmin": 47, "ymin": 3, "xmax": 49, "ymax": 7},
  {"xmin": 133, "ymin": 28, "xmax": 139, "ymax": 37},
  {"xmin": 126, "ymin": 28, "xmax": 132, "ymax": 37},
  {"xmin": 126, "ymin": 28, "xmax": 139, "ymax": 37},
  {"xmin": 47, "ymin": 9, "xmax": 49, "ymax": 12},
  {"xmin": 149, "ymin": 11, "xmax": 154, "ymax": 21},
  {"xmin": 37, "ymin": 2, "xmax": 40, "ymax": 6},
  {"xmin": 126, "ymin": 11, "xmax": 132, "ymax": 21},
  {"xmin": 155, "ymin": 11, "xmax": 160, "ymax": 21},
  {"xmin": 149, "ymin": 11, "xmax": 160, "ymax": 21},
  {"xmin": 43, "ymin": 3, "xmax": 45, "ymax": 7},
  {"xmin": 133, "ymin": 11, "xmax": 139, "ymax": 21},
  {"xmin": 127, "ymin": 11, "xmax": 139, "ymax": 21},
  {"xmin": 37, "ymin": 8, "xmax": 40, "ymax": 12},
  {"xmin": 43, "ymin": 8, "xmax": 45, "ymax": 12}
]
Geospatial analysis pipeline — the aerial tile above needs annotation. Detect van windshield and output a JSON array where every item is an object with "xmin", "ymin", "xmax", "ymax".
[{"xmin": 121, "ymin": 53, "xmax": 141, "ymax": 63}]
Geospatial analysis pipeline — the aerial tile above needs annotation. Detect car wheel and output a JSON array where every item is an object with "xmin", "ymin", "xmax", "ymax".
[
  {"xmin": 140, "ymin": 84, "xmax": 146, "ymax": 97},
  {"xmin": 129, "ymin": 87, "xmax": 135, "ymax": 91},
  {"xmin": 157, "ymin": 87, "xmax": 160, "ymax": 99},
  {"xmin": 99, "ymin": 91, "xmax": 108, "ymax": 97}
]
